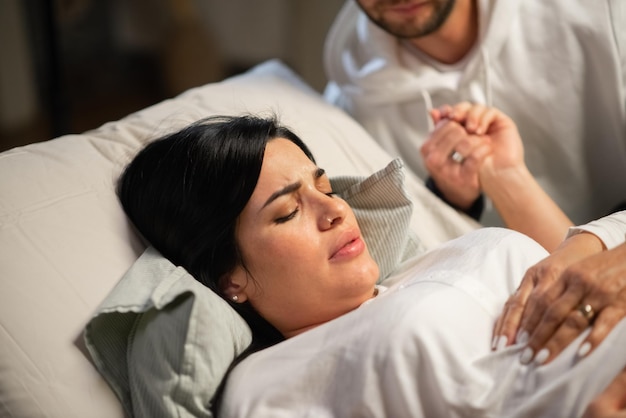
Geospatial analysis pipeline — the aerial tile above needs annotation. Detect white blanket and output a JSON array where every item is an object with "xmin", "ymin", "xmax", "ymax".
[{"xmin": 220, "ymin": 228, "xmax": 626, "ymax": 417}]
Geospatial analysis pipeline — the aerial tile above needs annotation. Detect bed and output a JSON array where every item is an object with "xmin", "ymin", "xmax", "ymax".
[{"xmin": 0, "ymin": 60, "xmax": 481, "ymax": 417}]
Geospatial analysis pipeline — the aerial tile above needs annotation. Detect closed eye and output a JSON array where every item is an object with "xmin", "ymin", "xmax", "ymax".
[
  {"xmin": 315, "ymin": 168, "xmax": 335, "ymax": 198},
  {"xmin": 271, "ymin": 167, "xmax": 332, "ymax": 223},
  {"xmin": 275, "ymin": 207, "xmax": 299, "ymax": 224}
]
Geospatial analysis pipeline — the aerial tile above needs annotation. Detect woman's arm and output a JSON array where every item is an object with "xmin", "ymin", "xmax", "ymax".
[{"xmin": 480, "ymin": 163, "xmax": 572, "ymax": 252}]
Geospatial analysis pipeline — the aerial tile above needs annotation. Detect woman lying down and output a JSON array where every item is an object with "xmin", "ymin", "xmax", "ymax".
[{"xmin": 117, "ymin": 107, "xmax": 626, "ymax": 417}]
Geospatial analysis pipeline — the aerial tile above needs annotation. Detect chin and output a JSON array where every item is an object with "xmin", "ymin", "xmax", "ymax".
[{"xmin": 360, "ymin": 259, "xmax": 380, "ymax": 284}]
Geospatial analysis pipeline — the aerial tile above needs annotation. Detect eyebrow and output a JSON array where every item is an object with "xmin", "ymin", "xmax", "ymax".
[{"xmin": 261, "ymin": 167, "xmax": 326, "ymax": 209}]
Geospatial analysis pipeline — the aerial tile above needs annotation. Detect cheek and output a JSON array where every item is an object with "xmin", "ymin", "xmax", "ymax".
[
  {"xmin": 273, "ymin": 230, "xmax": 320, "ymax": 262},
  {"xmin": 244, "ymin": 227, "xmax": 322, "ymax": 272}
]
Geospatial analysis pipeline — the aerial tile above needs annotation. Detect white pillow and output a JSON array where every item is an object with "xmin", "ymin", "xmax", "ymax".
[{"xmin": 83, "ymin": 158, "xmax": 422, "ymax": 417}]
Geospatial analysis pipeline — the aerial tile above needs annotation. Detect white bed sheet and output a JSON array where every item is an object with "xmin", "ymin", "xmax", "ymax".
[{"xmin": 220, "ymin": 228, "xmax": 626, "ymax": 418}]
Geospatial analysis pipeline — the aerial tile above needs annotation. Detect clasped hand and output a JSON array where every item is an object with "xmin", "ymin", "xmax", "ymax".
[{"xmin": 420, "ymin": 102, "xmax": 523, "ymax": 211}]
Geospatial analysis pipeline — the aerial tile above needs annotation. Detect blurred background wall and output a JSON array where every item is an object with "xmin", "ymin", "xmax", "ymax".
[{"xmin": 0, "ymin": 0, "xmax": 345, "ymax": 152}]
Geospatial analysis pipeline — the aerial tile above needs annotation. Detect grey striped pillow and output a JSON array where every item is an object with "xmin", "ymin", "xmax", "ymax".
[{"xmin": 331, "ymin": 158, "xmax": 424, "ymax": 281}]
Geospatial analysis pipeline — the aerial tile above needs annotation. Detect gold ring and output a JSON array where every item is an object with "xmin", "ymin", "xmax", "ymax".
[
  {"xmin": 450, "ymin": 150, "xmax": 465, "ymax": 164},
  {"xmin": 577, "ymin": 303, "xmax": 596, "ymax": 323}
]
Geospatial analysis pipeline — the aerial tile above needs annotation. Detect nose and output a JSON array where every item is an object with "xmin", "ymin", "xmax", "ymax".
[{"xmin": 317, "ymin": 194, "xmax": 347, "ymax": 231}]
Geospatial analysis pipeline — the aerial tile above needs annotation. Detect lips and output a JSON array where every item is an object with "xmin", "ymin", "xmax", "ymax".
[
  {"xmin": 330, "ymin": 229, "xmax": 366, "ymax": 261},
  {"xmin": 387, "ymin": 1, "xmax": 427, "ymax": 15}
]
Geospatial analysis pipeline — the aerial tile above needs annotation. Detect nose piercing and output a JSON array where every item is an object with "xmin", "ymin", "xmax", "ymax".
[{"xmin": 326, "ymin": 217, "xmax": 333, "ymax": 227}]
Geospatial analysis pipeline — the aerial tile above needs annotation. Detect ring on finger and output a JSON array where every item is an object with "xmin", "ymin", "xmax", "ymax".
[
  {"xmin": 576, "ymin": 303, "xmax": 596, "ymax": 323},
  {"xmin": 450, "ymin": 150, "xmax": 465, "ymax": 164}
]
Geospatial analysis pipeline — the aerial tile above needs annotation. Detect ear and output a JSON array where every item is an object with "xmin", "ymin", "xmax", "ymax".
[{"xmin": 221, "ymin": 265, "xmax": 250, "ymax": 303}]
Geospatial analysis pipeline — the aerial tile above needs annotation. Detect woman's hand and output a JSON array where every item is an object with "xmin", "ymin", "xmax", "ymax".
[
  {"xmin": 583, "ymin": 365, "xmax": 626, "ymax": 418},
  {"xmin": 492, "ymin": 232, "xmax": 603, "ymax": 350},
  {"xmin": 420, "ymin": 102, "xmax": 517, "ymax": 210},
  {"xmin": 493, "ymin": 238, "xmax": 626, "ymax": 365}
]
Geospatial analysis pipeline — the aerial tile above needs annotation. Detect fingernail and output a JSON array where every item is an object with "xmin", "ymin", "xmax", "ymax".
[
  {"xmin": 496, "ymin": 335, "xmax": 508, "ymax": 351},
  {"xmin": 577, "ymin": 342, "xmax": 591, "ymax": 358},
  {"xmin": 520, "ymin": 347, "xmax": 534, "ymax": 364},
  {"xmin": 534, "ymin": 348, "xmax": 550, "ymax": 365},
  {"xmin": 491, "ymin": 335, "xmax": 498, "ymax": 350},
  {"xmin": 517, "ymin": 330, "xmax": 529, "ymax": 345}
]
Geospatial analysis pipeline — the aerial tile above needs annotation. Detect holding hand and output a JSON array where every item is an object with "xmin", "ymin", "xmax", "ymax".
[
  {"xmin": 420, "ymin": 102, "xmax": 522, "ymax": 210},
  {"xmin": 421, "ymin": 102, "xmax": 571, "ymax": 251}
]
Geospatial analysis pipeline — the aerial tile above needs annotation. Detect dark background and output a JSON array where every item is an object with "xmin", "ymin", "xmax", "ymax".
[{"xmin": 0, "ymin": 0, "xmax": 344, "ymax": 152}]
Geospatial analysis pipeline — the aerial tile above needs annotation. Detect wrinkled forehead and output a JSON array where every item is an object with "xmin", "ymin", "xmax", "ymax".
[{"xmin": 245, "ymin": 138, "xmax": 317, "ymax": 210}]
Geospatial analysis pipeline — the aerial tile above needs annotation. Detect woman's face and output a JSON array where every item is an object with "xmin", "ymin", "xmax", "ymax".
[{"xmin": 226, "ymin": 138, "xmax": 379, "ymax": 338}]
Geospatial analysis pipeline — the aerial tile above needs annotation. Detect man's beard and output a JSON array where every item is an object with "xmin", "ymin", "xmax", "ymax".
[{"xmin": 358, "ymin": 0, "xmax": 457, "ymax": 39}]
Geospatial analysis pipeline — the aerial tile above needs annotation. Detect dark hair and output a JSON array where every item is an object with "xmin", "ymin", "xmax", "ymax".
[{"xmin": 117, "ymin": 114, "xmax": 315, "ymax": 413}]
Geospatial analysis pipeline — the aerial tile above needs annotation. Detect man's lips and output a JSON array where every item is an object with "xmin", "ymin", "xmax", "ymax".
[
  {"xmin": 387, "ymin": 1, "xmax": 428, "ymax": 15},
  {"xmin": 330, "ymin": 230, "xmax": 366, "ymax": 261}
]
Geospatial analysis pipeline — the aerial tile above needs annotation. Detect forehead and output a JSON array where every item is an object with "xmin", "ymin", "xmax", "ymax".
[
  {"xmin": 244, "ymin": 138, "xmax": 316, "ymax": 206},
  {"xmin": 262, "ymin": 138, "xmax": 314, "ymax": 173}
]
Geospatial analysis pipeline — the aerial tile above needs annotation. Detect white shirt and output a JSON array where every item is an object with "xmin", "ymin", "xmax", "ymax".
[{"xmin": 220, "ymin": 227, "xmax": 626, "ymax": 417}]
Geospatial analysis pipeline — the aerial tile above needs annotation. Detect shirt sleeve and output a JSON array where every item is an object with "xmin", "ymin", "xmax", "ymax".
[
  {"xmin": 566, "ymin": 210, "xmax": 626, "ymax": 250},
  {"xmin": 425, "ymin": 176, "xmax": 485, "ymax": 221}
]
